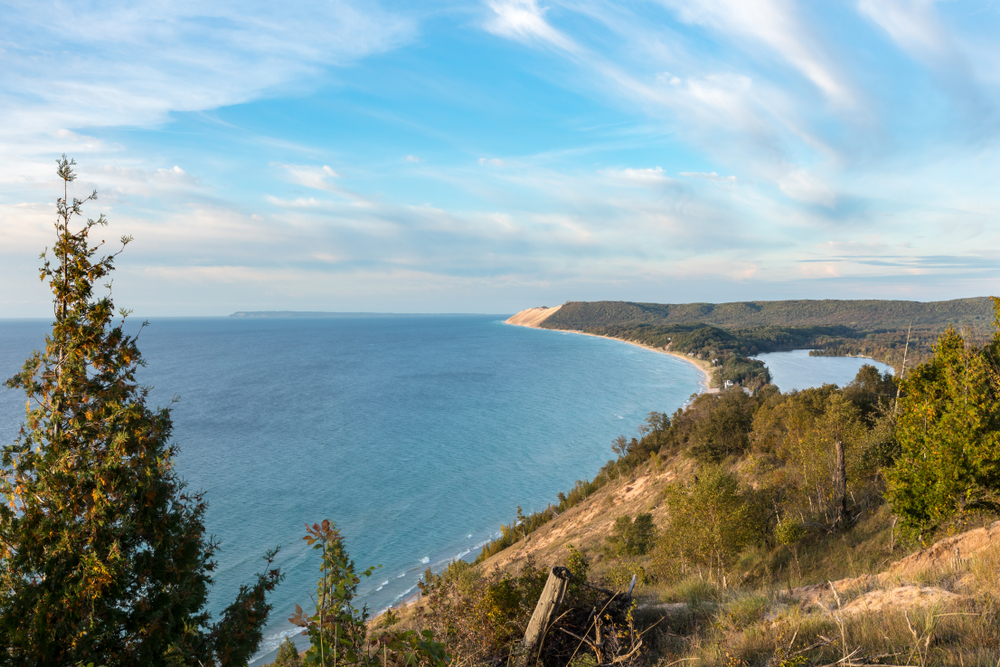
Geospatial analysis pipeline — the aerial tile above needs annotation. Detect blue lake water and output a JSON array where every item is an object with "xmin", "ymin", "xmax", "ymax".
[
  {"xmin": 753, "ymin": 349, "xmax": 895, "ymax": 392},
  {"xmin": 0, "ymin": 316, "xmax": 704, "ymax": 662}
]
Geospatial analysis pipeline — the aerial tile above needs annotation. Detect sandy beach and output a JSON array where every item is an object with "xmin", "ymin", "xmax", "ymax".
[{"xmin": 504, "ymin": 307, "xmax": 716, "ymax": 393}]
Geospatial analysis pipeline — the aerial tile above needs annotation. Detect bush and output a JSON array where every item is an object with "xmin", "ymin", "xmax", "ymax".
[
  {"xmin": 606, "ymin": 513, "xmax": 656, "ymax": 557},
  {"xmin": 653, "ymin": 466, "xmax": 770, "ymax": 583}
]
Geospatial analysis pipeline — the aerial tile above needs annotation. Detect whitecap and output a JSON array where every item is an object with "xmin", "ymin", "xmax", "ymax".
[
  {"xmin": 420, "ymin": 556, "xmax": 430, "ymax": 564},
  {"xmin": 392, "ymin": 584, "xmax": 418, "ymax": 602},
  {"xmin": 251, "ymin": 626, "xmax": 304, "ymax": 664}
]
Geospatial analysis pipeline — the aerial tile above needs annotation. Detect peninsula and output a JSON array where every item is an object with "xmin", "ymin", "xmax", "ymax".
[
  {"xmin": 506, "ymin": 305, "xmax": 716, "ymax": 391},
  {"xmin": 508, "ymin": 297, "xmax": 994, "ymax": 388}
]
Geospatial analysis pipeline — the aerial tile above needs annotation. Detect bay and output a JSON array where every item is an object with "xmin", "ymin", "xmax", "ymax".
[
  {"xmin": 0, "ymin": 315, "xmax": 703, "ymax": 662},
  {"xmin": 753, "ymin": 349, "xmax": 895, "ymax": 392}
]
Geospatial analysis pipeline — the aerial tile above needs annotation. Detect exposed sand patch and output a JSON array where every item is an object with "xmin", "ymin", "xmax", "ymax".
[
  {"xmin": 887, "ymin": 520, "xmax": 1000, "ymax": 578},
  {"xmin": 506, "ymin": 306, "xmax": 562, "ymax": 327},
  {"xmin": 480, "ymin": 459, "xmax": 692, "ymax": 574},
  {"xmin": 840, "ymin": 585, "xmax": 963, "ymax": 615},
  {"xmin": 787, "ymin": 521, "xmax": 1000, "ymax": 616}
]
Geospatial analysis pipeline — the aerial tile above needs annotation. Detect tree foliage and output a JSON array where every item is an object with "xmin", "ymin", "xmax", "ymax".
[
  {"xmin": 606, "ymin": 513, "xmax": 656, "ymax": 557},
  {"xmin": 289, "ymin": 520, "xmax": 448, "ymax": 666},
  {"xmin": 0, "ymin": 157, "xmax": 281, "ymax": 666},
  {"xmin": 654, "ymin": 466, "xmax": 770, "ymax": 582},
  {"xmin": 886, "ymin": 317, "xmax": 1000, "ymax": 540}
]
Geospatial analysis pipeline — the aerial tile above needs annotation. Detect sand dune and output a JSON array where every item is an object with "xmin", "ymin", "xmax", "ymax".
[{"xmin": 505, "ymin": 306, "xmax": 562, "ymax": 328}]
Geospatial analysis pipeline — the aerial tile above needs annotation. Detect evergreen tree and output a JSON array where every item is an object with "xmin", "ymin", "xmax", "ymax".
[
  {"xmin": 272, "ymin": 637, "xmax": 302, "ymax": 667},
  {"xmin": 885, "ymin": 315, "xmax": 1000, "ymax": 541},
  {"xmin": 0, "ymin": 156, "xmax": 281, "ymax": 666}
]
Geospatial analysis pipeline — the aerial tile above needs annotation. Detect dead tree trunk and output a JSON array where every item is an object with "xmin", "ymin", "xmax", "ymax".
[
  {"xmin": 833, "ymin": 439, "xmax": 848, "ymax": 531},
  {"xmin": 515, "ymin": 566, "xmax": 571, "ymax": 667}
]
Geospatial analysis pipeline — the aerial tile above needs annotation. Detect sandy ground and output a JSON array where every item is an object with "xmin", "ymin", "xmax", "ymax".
[
  {"xmin": 505, "ymin": 305, "xmax": 563, "ymax": 327},
  {"xmin": 505, "ymin": 307, "xmax": 716, "ymax": 391}
]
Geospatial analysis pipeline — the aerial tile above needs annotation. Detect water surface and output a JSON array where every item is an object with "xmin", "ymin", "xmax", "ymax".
[
  {"xmin": 753, "ymin": 349, "xmax": 895, "ymax": 392},
  {"xmin": 0, "ymin": 315, "xmax": 703, "ymax": 661}
]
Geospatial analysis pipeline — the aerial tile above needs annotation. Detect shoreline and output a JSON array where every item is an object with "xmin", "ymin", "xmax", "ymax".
[{"xmin": 503, "ymin": 309, "xmax": 716, "ymax": 393}]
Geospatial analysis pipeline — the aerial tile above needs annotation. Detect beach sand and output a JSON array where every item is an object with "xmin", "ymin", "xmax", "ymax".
[{"xmin": 504, "ymin": 307, "xmax": 716, "ymax": 392}]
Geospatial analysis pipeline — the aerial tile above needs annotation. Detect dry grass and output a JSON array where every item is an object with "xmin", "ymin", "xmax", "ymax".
[{"xmin": 628, "ymin": 525, "xmax": 1000, "ymax": 667}]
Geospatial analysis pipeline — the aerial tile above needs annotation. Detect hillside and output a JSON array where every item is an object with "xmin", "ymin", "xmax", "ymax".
[
  {"xmin": 386, "ymin": 332, "xmax": 1000, "ymax": 666},
  {"xmin": 541, "ymin": 298, "xmax": 994, "ymax": 330}
]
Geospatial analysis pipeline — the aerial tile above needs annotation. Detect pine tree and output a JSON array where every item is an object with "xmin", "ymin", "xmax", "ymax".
[{"xmin": 0, "ymin": 156, "xmax": 281, "ymax": 666}]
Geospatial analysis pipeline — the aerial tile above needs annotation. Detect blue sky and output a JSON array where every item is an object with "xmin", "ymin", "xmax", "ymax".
[{"xmin": 1, "ymin": 0, "xmax": 998, "ymax": 316}]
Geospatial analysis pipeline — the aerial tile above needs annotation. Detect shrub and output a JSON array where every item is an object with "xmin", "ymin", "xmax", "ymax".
[
  {"xmin": 653, "ymin": 467, "xmax": 770, "ymax": 583},
  {"xmin": 606, "ymin": 513, "xmax": 656, "ymax": 557}
]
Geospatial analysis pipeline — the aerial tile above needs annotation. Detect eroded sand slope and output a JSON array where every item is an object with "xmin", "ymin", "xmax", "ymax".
[{"xmin": 506, "ymin": 306, "xmax": 562, "ymax": 328}]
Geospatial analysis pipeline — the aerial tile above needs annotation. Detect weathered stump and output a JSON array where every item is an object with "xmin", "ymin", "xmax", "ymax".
[{"xmin": 514, "ymin": 566, "xmax": 571, "ymax": 667}]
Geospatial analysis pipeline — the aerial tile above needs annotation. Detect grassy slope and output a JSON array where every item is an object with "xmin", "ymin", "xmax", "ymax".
[{"xmin": 470, "ymin": 453, "xmax": 1000, "ymax": 666}]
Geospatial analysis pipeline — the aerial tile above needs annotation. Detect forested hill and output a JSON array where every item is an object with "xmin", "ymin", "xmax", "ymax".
[
  {"xmin": 529, "ymin": 297, "xmax": 996, "ymax": 387},
  {"xmin": 541, "ymin": 298, "xmax": 994, "ymax": 331}
]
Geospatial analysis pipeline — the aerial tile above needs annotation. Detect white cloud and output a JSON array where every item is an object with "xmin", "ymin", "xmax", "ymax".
[
  {"xmin": 0, "ymin": 1, "xmax": 414, "ymax": 141},
  {"xmin": 680, "ymin": 171, "xmax": 737, "ymax": 183},
  {"xmin": 101, "ymin": 164, "xmax": 201, "ymax": 189},
  {"xmin": 857, "ymin": 0, "xmax": 949, "ymax": 57},
  {"xmin": 605, "ymin": 166, "xmax": 674, "ymax": 185},
  {"xmin": 657, "ymin": 0, "xmax": 856, "ymax": 108},
  {"xmin": 273, "ymin": 163, "xmax": 374, "ymax": 207},
  {"xmin": 483, "ymin": 0, "xmax": 579, "ymax": 53},
  {"xmin": 265, "ymin": 196, "xmax": 324, "ymax": 208},
  {"xmin": 404, "ymin": 155, "xmax": 422, "ymax": 162},
  {"xmin": 478, "ymin": 158, "xmax": 506, "ymax": 167}
]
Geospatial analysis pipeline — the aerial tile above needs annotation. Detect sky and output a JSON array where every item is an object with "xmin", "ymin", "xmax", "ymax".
[{"xmin": 1, "ymin": 0, "xmax": 998, "ymax": 317}]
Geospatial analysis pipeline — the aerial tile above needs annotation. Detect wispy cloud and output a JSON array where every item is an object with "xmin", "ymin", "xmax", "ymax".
[
  {"xmin": 0, "ymin": 1, "xmax": 414, "ymax": 148},
  {"xmin": 778, "ymin": 169, "xmax": 836, "ymax": 207},
  {"xmin": 656, "ymin": 0, "xmax": 856, "ymax": 108},
  {"xmin": 484, "ymin": 0, "xmax": 579, "ymax": 52},
  {"xmin": 604, "ymin": 166, "xmax": 674, "ymax": 186},
  {"xmin": 680, "ymin": 171, "xmax": 737, "ymax": 183},
  {"xmin": 276, "ymin": 164, "xmax": 373, "ymax": 207}
]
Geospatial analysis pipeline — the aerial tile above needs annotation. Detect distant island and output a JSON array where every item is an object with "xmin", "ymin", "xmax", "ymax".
[{"xmin": 508, "ymin": 297, "xmax": 994, "ymax": 388}]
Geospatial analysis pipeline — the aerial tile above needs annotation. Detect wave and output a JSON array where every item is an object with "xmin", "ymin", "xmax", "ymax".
[
  {"xmin": 375, "ymin": 579, "xmax": 390, "ymax": 591},
  {"xmin": 392, "ymin": 584, "xmax": 418, "ymax": 602},
  {"xmin": 420, "ymin": 556, "xmax": 430, "ymax": 564},
  {"xmin": 251, "ymin": 626, "xmax": 304, "ymax": 665}
]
